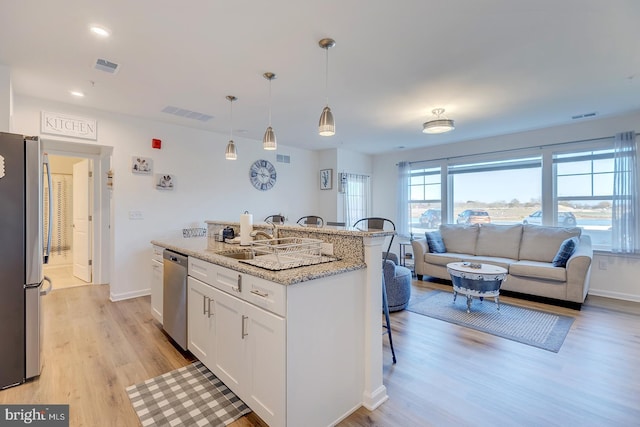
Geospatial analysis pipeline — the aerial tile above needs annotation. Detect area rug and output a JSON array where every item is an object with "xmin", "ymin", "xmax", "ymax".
[
  {"xmin": 407, "ymin": 291, "xmax": 574, "ymax": 352},
  {"xmin": 126, "ymin": 361, "xmax": 251, "ymax": 427}
]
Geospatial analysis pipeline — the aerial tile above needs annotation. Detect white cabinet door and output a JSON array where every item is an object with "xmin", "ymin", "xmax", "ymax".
[
  {"xmin": 244, "ymin": 302, "xmax": 286, "ymax": 427},
  {"xmin": 211, "ymin": 286, "xmax": 246, "ymax": 395},
  {"xmin": 187, "ymin": 277, "xmax": 215, "ymax": 366},
  {"xmin": 151, "ymin": 259, "xmax": 163, "ymax": 324}
]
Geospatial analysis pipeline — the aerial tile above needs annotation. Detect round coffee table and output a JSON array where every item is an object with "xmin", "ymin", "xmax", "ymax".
[{"xmin": 446, "ymin": 262, "xmax": 508, "ymax": 313}]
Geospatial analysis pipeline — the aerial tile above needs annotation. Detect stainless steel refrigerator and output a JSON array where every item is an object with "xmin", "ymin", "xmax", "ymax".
[{"xmin": 0, "ymin": 131, "xmax": 52, "ymax": 389}]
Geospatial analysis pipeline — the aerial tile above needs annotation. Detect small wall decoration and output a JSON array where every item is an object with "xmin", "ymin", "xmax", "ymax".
[
  {"xmin": 155, "ymin": 173, "xmax": 175, "ymax": 190},
  {"xmin": 131, "ymin": 156, "xmax": 153, "ymax": 174},
  {"xmin": 41, "ymin": 111, "xmax": 97, "ymax": 140},
  {"xmin": 320, "ymin": 168, "xmax": 333, "ymax": 190}
]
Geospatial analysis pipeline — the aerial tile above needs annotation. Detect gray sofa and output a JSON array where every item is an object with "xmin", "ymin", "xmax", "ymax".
[{"xmin": 411, "ymin": 223, "xmax": 593, "ymax": 308}]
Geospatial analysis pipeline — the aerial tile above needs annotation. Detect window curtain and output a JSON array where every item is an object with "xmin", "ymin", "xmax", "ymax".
[
  {"xmin": 612, "ymin": 131, "xmax": 639, "ymax": 253},
  {"xmin": 396, "ymin": 161, "xmax": 410, "ymax": 238},
  {"xmin": 343, "ymin": 173, "xmax": 371, "ymax": 227}
]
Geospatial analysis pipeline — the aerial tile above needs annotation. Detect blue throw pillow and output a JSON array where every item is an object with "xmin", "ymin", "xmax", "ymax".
[
  {"xmin": 425, "ymin": 231, "xmax": 446, "ymax": 253},
  {"xmin": 552, "ymin": 237, "xmax": 578, "ymax": 267}
]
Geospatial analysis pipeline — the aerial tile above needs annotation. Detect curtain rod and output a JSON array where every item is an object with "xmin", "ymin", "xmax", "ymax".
[{"xmin": 401, "ymin": 133, "xmax": 637, "ymax": 166}]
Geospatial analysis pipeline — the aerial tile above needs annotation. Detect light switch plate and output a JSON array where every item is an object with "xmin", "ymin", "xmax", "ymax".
[{"xmin": 129, "ymin": 210, "xmax": 144, "ymax": 220}]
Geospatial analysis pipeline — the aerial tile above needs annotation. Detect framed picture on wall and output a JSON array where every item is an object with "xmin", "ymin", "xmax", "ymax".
[
  {"xmin": 155, "ymin": 173, "xmax": 175, "ymax": 190},
  {"xmin": 320, "ymin": 168, "xmax": 332, "ymax": 190},
  {"xmin": 131, "ymin": 156, "xmax": 153, "ymax": 174}
]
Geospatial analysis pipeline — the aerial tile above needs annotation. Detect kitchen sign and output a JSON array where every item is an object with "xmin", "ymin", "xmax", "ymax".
[{"xmin": 41, "ymin": 111, "xmax": 97, "ymax": 140}]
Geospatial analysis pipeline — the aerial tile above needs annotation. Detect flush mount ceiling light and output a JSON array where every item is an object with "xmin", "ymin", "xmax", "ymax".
[
  {"xmin": 225, "ymin": 95, "xmax": 238, "ymax": 160},
  {"xmin": 262, "ymin": 72, "xmax": 277, "ymax": 150},
  {"xmin": 422, "ymin": 108, "xmax": 455, "ymax": 134},
  {"xmin": 318, "ymin": 38, "xmax": 336, "ymax": 136},
  {"xmin": 89, "ymin": 25, "xmax": 111, "ymax": 37}
]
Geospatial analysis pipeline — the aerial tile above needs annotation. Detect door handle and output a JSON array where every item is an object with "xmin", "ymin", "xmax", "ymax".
[
  {"xmin": 41, "ymin": 276, "xmax": 53, "ymax": 296},
  {"xmin": 234, "ymin": 274, "xmax": 242, "ymax": 293},
  {"xmin": 241, "ymin": 315, "xmax": 248, "ymax": 339},
  {"xmin": 250, "ymin": 289, "xmax": 269, "ymax": 298}
]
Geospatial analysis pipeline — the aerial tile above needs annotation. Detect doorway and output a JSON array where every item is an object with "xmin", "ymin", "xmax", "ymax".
[
  {"xmin": 44, "ymin": 155, "xmax": 93, "ymax": 290},
  {"xmin": 41, "ymin": 138, "xmax": 112, "ymax": 291}
]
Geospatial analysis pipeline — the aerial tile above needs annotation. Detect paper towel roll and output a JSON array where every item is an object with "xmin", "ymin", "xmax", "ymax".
[{"xmin": 240, "ymin": 212, "xmax": 253, "ymax": 246}]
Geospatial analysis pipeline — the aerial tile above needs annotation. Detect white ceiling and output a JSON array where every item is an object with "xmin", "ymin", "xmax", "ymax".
[{"xmin": 2, "ymin": 1, "xmax": 640, "ymax": 154}]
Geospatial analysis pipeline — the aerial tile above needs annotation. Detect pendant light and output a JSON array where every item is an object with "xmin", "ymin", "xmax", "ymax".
[
  {"xmin": 422, "ymin": 108, "xmax": 455, "ymax": 134},
  {"xmin": 318, "ymin": 38, "xmax": 336, "ymax": 136},
  {"xmin": 225, "ymin": 95, "xmax": 238, "ymax": 160},
  {"xmin": 262, "ymin": 72, "xmax": 277, "ymax": 150}
]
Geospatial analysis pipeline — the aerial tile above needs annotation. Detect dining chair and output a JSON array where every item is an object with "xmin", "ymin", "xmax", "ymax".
[
  {"xmin": 264, "ymin": 214, "xmax": 285, "ymax": 225},
  {"xmin": 352, "ymin": 217, "xmax": 398, "ymax": 364},
  {"xmin": 296, "ymin": 215, "xmax": 324, "ymax": 227}
]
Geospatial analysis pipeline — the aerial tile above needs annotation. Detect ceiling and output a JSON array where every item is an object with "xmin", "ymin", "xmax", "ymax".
[{"xmin": 2, "ymin": 1, "xmax": 640, "ymax": 155}]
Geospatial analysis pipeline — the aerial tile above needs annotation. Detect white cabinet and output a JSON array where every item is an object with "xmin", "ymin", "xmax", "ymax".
[
  {"xmin": 187, "ymin": 261, "xmax": 285, "ymax": 427},
  {"xmin": 243, "ymin": 299, "xmax": 286, "ymax": 425},
  {"xmin": 187, "ymin": 277, "xmax": 215, "ymax": 363},
  {"xmin": 187, "ymin": 257, "xmax": 364, "ymax": 427},
  {"xmin": 150, "ymin": 245, "xmax": 164, "ymax": 324}
]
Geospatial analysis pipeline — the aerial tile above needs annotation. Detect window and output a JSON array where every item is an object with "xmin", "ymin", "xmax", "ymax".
[
  {"xmin": 554, "ymin": 149, "xmax": 614, "ymax": 249},
  {"xmin": 343, "ymin": 173, "xmax": 370, "ymax": 227},
  {"xmin": 402, "ymin": 139, "xmax": 624, "ymax": 251},
  {"xmin": 449, "ymin": 157, "xmax": 542, "ymax": 225},
  {"xmin": 408, "ymin": 166, "xmax": 441, "ymax": 236}
]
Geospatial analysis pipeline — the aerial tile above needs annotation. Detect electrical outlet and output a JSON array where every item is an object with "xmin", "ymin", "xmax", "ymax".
[
  {"xmin": 321, "ymin": 243, "xmax": 333, "ymax": 256},
  {"xmin": 129, "ymin": 210, "xmax": 144, "ymax": 220}
]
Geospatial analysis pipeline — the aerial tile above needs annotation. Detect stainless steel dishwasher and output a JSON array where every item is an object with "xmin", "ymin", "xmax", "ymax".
[{"xmin": 163, "ymin": 249, "xmax": 188, "ymax": 351}]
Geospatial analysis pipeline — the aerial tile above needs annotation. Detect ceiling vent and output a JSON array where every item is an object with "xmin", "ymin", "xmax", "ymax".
[
  {"xmin": 571, "ymin": 112, "xmax": 597, "ymax": 120},
  {"xmin": 276, "ymin": 154, "xmax": 290, "ymax": 164},
  {"xmin": 94, "ymin": 58, "xmax": 120, "ymax": 74},
  {"xmin": 162, "ymin": 106, "xmax": 214, "ymax": 122}
]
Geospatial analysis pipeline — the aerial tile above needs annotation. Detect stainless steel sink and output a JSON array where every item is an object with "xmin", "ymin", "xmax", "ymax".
[{"xmin": 218, "ymin": 250, "xmax": 257, "ymax": 260}]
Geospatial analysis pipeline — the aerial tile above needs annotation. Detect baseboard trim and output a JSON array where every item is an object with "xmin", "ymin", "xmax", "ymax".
[
  {"xmin": 588, "ymin": 289, "xmax": 640, "ymax": 303},
  {"xmin": 110, "ymin": 288, "xmax": 150, "ymax": 302}
]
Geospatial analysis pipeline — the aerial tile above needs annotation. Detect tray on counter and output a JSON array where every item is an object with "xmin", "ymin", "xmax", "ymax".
[{"xmin": 241, "ymin": 237, "xmax": 338, "ymax": 271}]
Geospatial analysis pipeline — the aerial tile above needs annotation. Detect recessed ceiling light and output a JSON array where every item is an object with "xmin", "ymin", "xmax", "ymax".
[
  {"xmin": 70, "ymin": 90, "xmax": 85, "ymax": 98},
  {"xmin": 90, "ymin": 26, "xmax": 111, "ymax": 37}
]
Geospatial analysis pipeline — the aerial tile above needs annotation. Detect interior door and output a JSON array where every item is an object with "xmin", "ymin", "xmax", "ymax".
[{"xmin": 72, "ymin": 159, "xmax": 92, "ymax": 282}]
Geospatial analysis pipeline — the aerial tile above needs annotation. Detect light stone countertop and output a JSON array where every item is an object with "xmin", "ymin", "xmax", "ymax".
[{"xmin": 150, "ymin": 237, "xmax": 366, "ymax": 286}]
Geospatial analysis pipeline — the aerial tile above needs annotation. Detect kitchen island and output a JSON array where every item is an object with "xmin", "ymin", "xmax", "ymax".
[{"xmin": 151, "ymin": 222, "xmax": 394, "ymax": 427}]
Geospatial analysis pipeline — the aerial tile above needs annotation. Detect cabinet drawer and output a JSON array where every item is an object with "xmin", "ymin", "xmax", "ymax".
[
  {"xmin": 244, "ymin": 275, "xmax": 286, "ymax": 317},
  {"xmin": 152, "ymin": 245, "xmax": 164, "ymax": 262},
  {"xmin": 189, "ymin": 258, "xmax": 243, "ymax": 297}
]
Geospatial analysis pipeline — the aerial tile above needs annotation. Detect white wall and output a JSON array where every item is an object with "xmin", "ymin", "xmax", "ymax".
[
  {"xmin": 372, "ymin": 111, "xmax": 640, "ymax": 302},
  {"xmin": 13, "ymin": 95, "xmax": 321, "ymax": 300},
  {"xmin": 0, "ymin": 65, "xmax": 11, "ymax": 132}
]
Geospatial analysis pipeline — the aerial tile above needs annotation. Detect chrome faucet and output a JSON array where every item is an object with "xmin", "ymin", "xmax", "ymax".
[{"xmin": 250, "ymin": 230, "xmax": 274, "ymax": 241}]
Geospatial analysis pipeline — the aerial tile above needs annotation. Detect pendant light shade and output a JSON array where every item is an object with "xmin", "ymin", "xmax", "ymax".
[
  {"xmin": 225, "ymin": 95, "xmax": 238, "ymax": 160},
  {"xmin": 422, "ymin": 108, "xmax": 455, "ymax": 134},
  {"xmin": 262, "ymin": 72, "xmax": 277, "ymax": 150},
  {"xmin": 318, "ymin": 106, "xmax": 335, "ymax": 136},
  {"xmin": 225, "ymin": 140, "xmax": 237, "ymax": 160},
  {"xmin": 318, "ymin": 38, "xmax": 336, "ymax": 137}
]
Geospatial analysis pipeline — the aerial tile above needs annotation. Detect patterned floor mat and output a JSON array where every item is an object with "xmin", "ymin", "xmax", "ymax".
[{"xmin": 126, "ymin": 361, "xmax": 251, "ymax": 427}]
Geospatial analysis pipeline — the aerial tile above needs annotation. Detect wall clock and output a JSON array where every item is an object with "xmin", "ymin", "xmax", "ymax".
[{"xmin": 249, "ymin": 159, "xmax": 277, "ymax": 191}]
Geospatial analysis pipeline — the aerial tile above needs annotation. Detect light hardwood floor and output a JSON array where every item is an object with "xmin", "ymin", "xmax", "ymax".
[
  {"xmin": 1, "ymin": 281, "xmax": 638, "ymax": 426},
  {"xmin": 44, "ymin": 265, "xmax": 91, "ymax": 290}
]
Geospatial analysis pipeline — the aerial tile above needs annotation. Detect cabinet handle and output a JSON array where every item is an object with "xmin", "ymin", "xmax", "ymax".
[
  {"xmin": 250, "ymin": 289, "xmax": 269, "ymax": 298},
  {"xmin": 208, "ymin": 297, "xmax": 214, "ymax": 318},
  {"xmin": 203, "ymin": 295, "xmax": 207, "ymax": 315},
  {"xmin": 235, "ymin": 274, "xmax": 242, "ymax": 293},
  {"xmin": 241, "ymin": 315, "xmax": 248, "ymax": 339}
]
